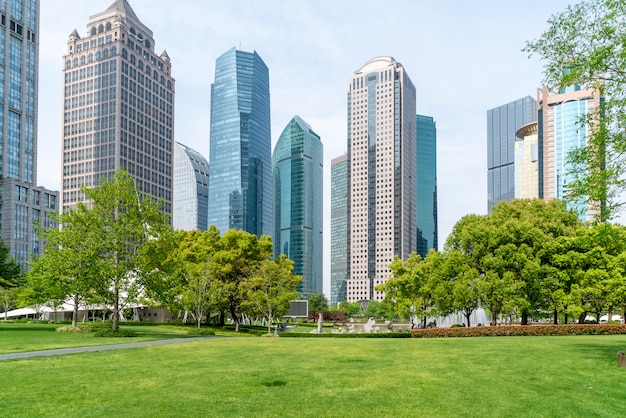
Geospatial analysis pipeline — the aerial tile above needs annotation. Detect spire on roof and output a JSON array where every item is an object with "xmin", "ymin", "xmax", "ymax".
[
  {"xmin": 160, "ymin": 50, "xmax": 171, "ymax": 62},
  {"xmin": 69, "ymin": 29, "xmax": 81, "ymax": 39}
]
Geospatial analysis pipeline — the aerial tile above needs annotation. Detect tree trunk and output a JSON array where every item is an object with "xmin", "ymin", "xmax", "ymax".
[
  {"xmin": 113, "ymin": 283, "xmax": 120, "ymax": 330},
  {"xmin": 464, "ymin": 310, "xmax": 471, "ymax": 328},
  {"xmin": 219, "ymin": 310, "xmax": 225, "ymax": 327},
  {"xmin": 564, "ymin": 312, "xmax": 568, "ymax": 324},
  {"xmin": 553, "ymin": 308, "xmax": 558, "ymax": 325},
  {"xmin": 578, "ymin": 311, "xmax": 587, "ymax": 324},
  {"xmin": 521, "ymin": 312, "xmax": 529, "ymax": 325},
  {"xmin": 229, "ymin": 304, "xmax": 240, "ymax": 332},
  {"xmin": 72, "ymin": 294, "xmax": 79, "ymax": 328}
]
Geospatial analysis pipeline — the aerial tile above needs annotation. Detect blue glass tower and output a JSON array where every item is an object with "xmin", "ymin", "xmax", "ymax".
[
  {"xmin": 273, "ymin": 116, "xmax": 323, "ymax": 296},
  {"xmin": 208, "ymin": 48, "xmax": 272, "ymax": 237},
  {"xmin": 330, "ymin": 154, "xmax": 349, "ymax": 306},
  {"xmin": 416, "ymin": 115, "xmax": 437, "ymax": 258},
  {"xmin": 487, "ymin": 96, "xmax": 536, "ymax": 212},
  {"xmin": 0, "ymin": 0, "xmax": 58, "ymax": 269}
]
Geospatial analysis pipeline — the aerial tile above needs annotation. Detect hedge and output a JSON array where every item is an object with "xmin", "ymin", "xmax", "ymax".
[{"xmin": 411, "ymin": 324, "xmax": 626, "ymax": 338}]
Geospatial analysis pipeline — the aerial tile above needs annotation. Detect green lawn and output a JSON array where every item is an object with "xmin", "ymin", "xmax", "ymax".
[
  {"xmin": 0, "ymin": 322, "xmax": 193, "ymax": 354},
  {"xmin": 1, "ymin": 330, "xmax": 625, "ymax": 417}
]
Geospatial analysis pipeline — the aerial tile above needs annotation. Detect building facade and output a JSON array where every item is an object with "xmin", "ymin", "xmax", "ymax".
[
  {"xmin": 208, "ymin": 48, "xmax": 272, "ymax": 237},
  {"xmin": 538, "ymin": 85, "xmax": 601, "ymax": 221},
  {"xmin": 330, "ymin": 154, "xmax": 349, "ymax": 306},
  {"xmin": 514, "ymin": 121, "xmax": 539, "ymax": 199},
  {"xmin": 173, "ymin": 141, "xmax": 209, "ymax": 231},
  {"xmin": 345, "ymin": 56, "xmax": 417, "ymax": 302},
  {"xmin": 487, "ymin": 96, "xmax": 536, "ymax": 212},
  {"xmin": 273, "ymin": 116, "xmax": 323, "ymax": 296},
  {"xmin": 61, "ymin": 0, "xmax": 175, "ymax": 214},
  {"xmin": 416, "ymin": 114, "xmax": 437, "ymax": 258},
  {"xmin": 0, "ymin": 0, "xmax": 58, "ymax": 268}
]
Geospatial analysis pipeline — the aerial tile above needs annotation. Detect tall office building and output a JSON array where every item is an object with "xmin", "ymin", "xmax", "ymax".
[
  {"xmin": 0, "ymin": 0, "xmax": 58, "ymax": 269},
  {"xmin": 273, "ymin": 116, "xmax": 323, "ymax": 296},
  {"xmin": 538, "ymin": 85, "xmax": 601, "ymax": 221},
  {"xmin": 173, "ymin": 141, "xmax": 209, "ymax": 231},
  {"xmin": 487, "ymin": 96, "xmax": 536, "ymax": 212},
  {"xmin": 345, "ymin": 56, "xmax": 417, "ymax": 302},
  {"xmin": 416, "ymin": 114, "xmax": 437, "ymax": 258},
  {"xmin": 514, "ymin": 121, "xmax": 539, "ymax": 199},
  {"xmin": 62, "ymin": 0, "xmax": 175, "ymax": 214},
  {"xmin": 330, "ymin": 154, "xmax": 349, "ymax": 306},
  {"xmin": 208, "ymin": 48, "xmax": 272, "ymax": 237}
]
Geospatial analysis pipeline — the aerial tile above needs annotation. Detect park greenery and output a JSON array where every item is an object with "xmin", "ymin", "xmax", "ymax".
[
  {"xmin": 378, "ymin": 199, "xmax": 626, "ymax": 327},
  {"xmin": 4, "ymin": 170, "xmax": 301, "ymax": 333}
]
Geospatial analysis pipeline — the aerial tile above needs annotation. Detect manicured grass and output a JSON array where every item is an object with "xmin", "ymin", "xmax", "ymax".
[
  {"xmin": 0, "ymin": 322, "xmax": 193, "ymax": 354},
  {"xmin": 1, "ymin": 334, "xmax": 626, "ymax": 417}
]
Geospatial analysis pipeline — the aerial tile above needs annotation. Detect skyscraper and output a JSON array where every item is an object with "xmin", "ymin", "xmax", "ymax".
[
  {"xmin": 62, "ymin": 0, "xmax": 175, "ymax": 214},
  {"xmin": 208, "ymin": 48, "xmax": 272, "ymax": 237},
  {"xmin": 346, "ymin": 56, "xmax": 416, "ymax": 302},
  {"xmin": 416, "ymin": 114, "xmax": 437, "ymax": 258},
  {"xmin": 514, "ymin": 121, "xmax": 539, "ymax": 199},
  {"xmin": 487, "ymin": 96, "xmax": 536, "ymax": 212},
  {"xmin": 330, "ymin": 154, "xmax": 349, "ymax": 306},
  {"xmin": 273, "ymin": 116, "xmax": 323, "ymax": 296},
  {"xmin": 173, "ymin": 141, "xmax": 210, "ymax": 231},
  {"xmin": 538, "ymin": 85, "xmax": 601, "ymax": 221},
  {"xmin": 0, "ymin": 0, "xmax": 58, "ymax": 268}
]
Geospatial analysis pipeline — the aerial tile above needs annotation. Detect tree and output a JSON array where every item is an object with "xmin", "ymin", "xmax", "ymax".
[
  {"xmin": 0, "ymin": 238, "xmax": 21, "ymax": 290},
  {"xmin": 381, "ymin": 250, "xmax": 443, "ymax": 328},
  {"xmin": 306, "ymin": 293, "xmax": 329, "ymax": 319},
  {"xmin": 210, "ymin": 229, "xmax": 273, "ymax": 332},
  {"xmin": 441, "ymin": 250, "xmax": 480, "ymax": 327},
  {"xmin": 338, "ymin": 301, "xmax": 360, "ymax": 317},
  {"xmin": 244, "ymin": 255, "xmax": 301, "ymax": 334},
  {"xmin": 446, "ymin": 200, "xmax": 581, "ymax": 325},
  {"xmin": 525, "ymin": 0, "xmax": 626, "ymax": 220},
  {"xmin": 169, "ymin": 228, "xmax": 225, "ymax": 328}
]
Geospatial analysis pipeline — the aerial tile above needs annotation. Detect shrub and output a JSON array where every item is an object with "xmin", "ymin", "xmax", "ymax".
[
  {"xmin": 56, "ymin": 326, "xmax": 91, "ymax": 333},
  {"xmin": 410, "ymin": 324, "xmax": 626, "ymax": 338},
  {"xmin": 280, "ymin": 332, "xmax": 411, "ymax": 338},
  {"xmin": 94, "ymin": 328, "xmax": 137, "ymax": 338},
  {"xmin": 187, "ymin": 328, "xmax": 215, "ymax": 336}
]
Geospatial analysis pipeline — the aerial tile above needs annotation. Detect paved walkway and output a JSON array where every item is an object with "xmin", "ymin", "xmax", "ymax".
[{"xmin": 0, "ymin": 336, "xmax": 218, "ymax": 361}]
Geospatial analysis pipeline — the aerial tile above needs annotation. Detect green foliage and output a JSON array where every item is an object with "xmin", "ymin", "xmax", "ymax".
[
  {"xmin": 525, "ymin": 0, "xmax": 626, "ymax": 220},
  {"xmin": 337, "ymin": 301, "xmax": 360, "ymax": 316},
  {"xmin": 306, "ymin": 293, "xmax": 329, "ymax": 316},
  {"xmin": 94, "ymin": 328, "xmax": 138, "ymax": 338},
  {"xmin": 55, "ymin": 326, "xmax": 92, "ymax": 333},
  {"xmin": 0, "ymin": 237, "xmax": 21, "ymax": 289},
  {"xmin": 186, "ymin": 328, "xmax": 215, "ymax": 336}
]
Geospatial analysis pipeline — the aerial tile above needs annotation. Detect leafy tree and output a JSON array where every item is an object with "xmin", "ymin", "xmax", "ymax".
[
  {"xmin": 525, "ymin": 0, "xmax": 626, "ymax": 220},
  {"xmin": 446, "ymin": 200, "xmax": 581, "ymax": 325},
  {"xmin": 244, "ymin": 254, "xmax": 301, "ymax": 334},
  {"xmin": 1, "ymin": 286, "xmax": 16, "ymax": 320},
  {"xmin": 553, "ymin": 222, "xmax": 626, "ymax": 323},
  {"xmin": 338, "ymin": 301, "xmax": 360, "ymax": 317},
  {"xmin": 0, "ymin": 238, "xmax": 21, "ymax": 289},
  {"xmin": 306, "ymin": 293, "xmax": 329, "ymax": 318},
  {"xmin": 381, "ymin": 250, "xmax": 443, "ymax": 328},
  {"xmin": 210, "ymin": 229, "xmax": 273, "ymax": 332},
  {"xmin": 440, "ymin": 250, "xmax": 480, "ymax": 327},
  {"xmin": 169, "ymin": 228, "xmax": 225, "ymax": 328}
]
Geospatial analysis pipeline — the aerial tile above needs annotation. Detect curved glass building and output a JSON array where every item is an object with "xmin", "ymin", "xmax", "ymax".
[
  {"xmin": 208, "ymin": 48, "xmax": 272, "ymax": 237},
  {"xmin": 273, "ymin": 116, "xmax": 323, "ymax": 296},
  {"xmin": 173, "ymin": 141, "xmax": 210, "ymax": 231}
]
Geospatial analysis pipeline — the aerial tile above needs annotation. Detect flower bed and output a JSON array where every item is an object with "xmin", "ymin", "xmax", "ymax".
[{"xmin": 411, "ymin": 324, "xmax": 626, "ymax": 338}]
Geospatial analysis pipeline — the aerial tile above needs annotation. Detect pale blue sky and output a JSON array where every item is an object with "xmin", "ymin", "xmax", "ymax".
[{"xmin": 38, "ymin": 0, "xmax": 573, "ymax": 296}]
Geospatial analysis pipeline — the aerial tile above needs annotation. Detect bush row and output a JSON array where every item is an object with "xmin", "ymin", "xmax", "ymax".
[
  {"xmin": 411, "ymin": 324, "xmax": 626, "ymax": 338},
  {"xmin": 280, "ymin": 332, "xmax": 411, "ymax": 338}
]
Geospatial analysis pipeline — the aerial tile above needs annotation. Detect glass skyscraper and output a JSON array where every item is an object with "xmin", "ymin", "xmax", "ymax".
[
  {"xmin": 62, "ymin": 0, "xmax": 175, "ymax": 214},
  {"xmin": 173, "ymin": 141, "xmax": 210, "ymax": 231},
  {"xmin": 0, "ymin": 0, "xmax": 58, "ymax": 269},
  {"xmin": 538, "ymin": 85, "xmax": 601, "ymax": 221},
  {"xmin": 416, "ymin": 114, "xmax": 437, "ymax": 258},
  {"xmin": 273, "ymin": 116, "xmax": 323, "ymax": 296},
  {"xmin": 487, "ymin": 96, "xmax": 536, "ymax": 212},
  {"xmin": 208, "ymin": 48, "xmax": 272, "ymax": 237},
  {"xmin": 330, "ymin": 154, "xmax": 349, "ymax": 306},
  {"xmin": 346, "ymin": 56, "xmax": 417, "ymax": 302}
]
